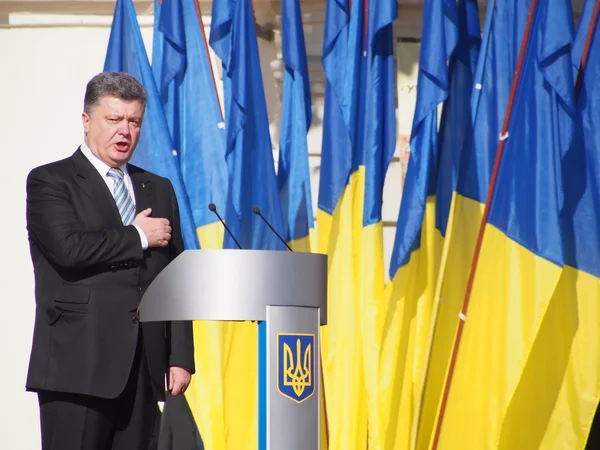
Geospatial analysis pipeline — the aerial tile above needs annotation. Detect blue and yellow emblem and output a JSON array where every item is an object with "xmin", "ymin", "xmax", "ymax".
[{"xmin": 277, "ymin": 333, "xmax": 315, "ymax": 403}]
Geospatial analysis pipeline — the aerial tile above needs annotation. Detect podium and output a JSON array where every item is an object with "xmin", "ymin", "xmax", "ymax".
[{"xmin": 138, "ymin": 249, "xmax": 328, "ymax": 450}]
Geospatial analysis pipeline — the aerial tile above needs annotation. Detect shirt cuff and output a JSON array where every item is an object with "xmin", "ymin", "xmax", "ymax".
[{"xmin": 133, "ymin": 224, "xmax": 149, "ymax": 250}]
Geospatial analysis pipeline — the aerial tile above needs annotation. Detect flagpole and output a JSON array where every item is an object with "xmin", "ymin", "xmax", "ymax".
[
  {"xmin": 574, "ymin": 0, "xmax": 600, "ymax": 99},
  {"xmin": 429, "ymin": 1, "xmax": 539, "ymax": 448}
]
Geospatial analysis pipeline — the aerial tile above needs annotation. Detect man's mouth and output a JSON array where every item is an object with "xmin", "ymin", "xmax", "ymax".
[{"xmin": 114, "ymin": 141, "xmax": 130, "ymax": 152}]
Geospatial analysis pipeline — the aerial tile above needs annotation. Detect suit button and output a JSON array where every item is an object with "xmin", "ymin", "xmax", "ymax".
[
  {"xmin": 137, "ymin": 287, "xmax": 142, "ymax": 292},
  {"xmin": 132, "ymin": 316, "xmax": 139, "ymax": 324}
]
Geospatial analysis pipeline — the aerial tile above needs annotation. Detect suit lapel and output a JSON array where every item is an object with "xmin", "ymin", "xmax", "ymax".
[
  {"xmin": 129, "ymin": 165, "xmax": 154, "ymax": 214},
  {"xmin": 70, "ymin": 149, "xmax": 123, "ymax": 226}
]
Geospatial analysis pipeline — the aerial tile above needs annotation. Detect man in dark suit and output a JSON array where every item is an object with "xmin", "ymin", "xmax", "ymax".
[{"xmin": 25, "ymin": 72, "xmax": 195, "ymax": 450}]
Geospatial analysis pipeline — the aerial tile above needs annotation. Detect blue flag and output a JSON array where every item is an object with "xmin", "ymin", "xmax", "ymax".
[
  {"xmin": 104, "ymin": 0, "xmax": 198, "ymax": 250},
  {"xmin": 209, "ymin": 0, "xmax": 285, "ymax": 250},
  {"xmin": 153, "ymin": 0, "xmax": 228, "ymax": 248},
  {"xmin": 389, "ymin": 0, "xmax": 459, "ymax": 273},
  {"xmin": 277, "ymin": 0, "xmax": 314, "ymax": 249}
]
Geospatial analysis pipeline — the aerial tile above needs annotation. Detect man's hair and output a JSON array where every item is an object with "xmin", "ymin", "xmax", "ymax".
[{"xmin": 83, "ymin": 72, "xmax": 147, "ymax": 113}]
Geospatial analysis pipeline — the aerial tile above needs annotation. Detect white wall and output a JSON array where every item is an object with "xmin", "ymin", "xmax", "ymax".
[{"xmin": 0, "ymin": 14, "xmax": 154, "ymax": 449}]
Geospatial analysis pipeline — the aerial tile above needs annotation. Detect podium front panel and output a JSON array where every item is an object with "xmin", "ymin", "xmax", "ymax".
[{"xmin": 265, "ymin": 305, "xmax": 321, "ymax": 450}]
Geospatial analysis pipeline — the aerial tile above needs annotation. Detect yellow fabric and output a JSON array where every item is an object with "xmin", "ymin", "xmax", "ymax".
[
  {"xmin": 377, "ymin": 198, "xmax": 443, "ymax": 450},
  {"xmin": 317, "ymin": 168, "xmax": 369, "ymax": 450},
  {"xmin": 432, "ymin": 224, "xmax": 563, "ymax": 449},
  {"xmin": 185, "ymin": 223, "xmax": 258, "ymax": 450},
  {"xmin": 289, "ymin": 227, "xmax": 317, "ymax": 253},
  {"xmin": 361, "ymin": 219, "xmax": 386, "ymax": 450},
  {"xmin": 289, "ymin": 225, "xmax": 328, "ymax": 449},
  {"xmin": 414, "ymin": 194, "xmax": 484, "ymax": 450},
  {"xmin": 497, "ymin": 266, "xmax": 600, "ymax": 450},
  {"xmin": 197, "ymin": 221, "xmax": 225, "ymax": 250}
]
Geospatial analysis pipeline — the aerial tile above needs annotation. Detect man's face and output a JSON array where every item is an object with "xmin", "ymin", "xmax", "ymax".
[{"xmin": 82, "ymin": 96, "xmax": 144, "ymax": 167}]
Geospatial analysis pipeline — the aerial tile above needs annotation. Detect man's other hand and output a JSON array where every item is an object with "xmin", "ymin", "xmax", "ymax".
[
  {"xmin": 133, "ymin": 208, "xmax": 172, "ymax": 248},
  {"xmin": 168, "ymin": 366, "xmax": 192, "ymax": 396}
]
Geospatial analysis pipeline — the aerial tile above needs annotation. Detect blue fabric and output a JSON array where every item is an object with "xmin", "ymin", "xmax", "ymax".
[
  {"xmin": 361, "ymin": 0, "xmax": 397, "ymax": 227},
  {"xmin": 457, "ymin": 0, "xmax": 532, "ymax": 203},
  {"xmin": 487, "ymin": 0, "xmax": 575, "ymax": 267},
  {"xmin": 434, "ymin": 0, "xmax": 481, "ymax": 236},
  {"xmin": 156, "ymin": 0, "xmax": 186, "ymax": 94},
  {"xmin": 209, "ymin": 0, "xmax": 285, "ymax": 250},
  {"xmin": 104, "ymin": 0, "xmax": 198, "ymax": 250},
  {"xmin": 389, "ymin": 0, "xmax": 473, "ymax": 275},
  {"xmin": 563, "ymin": 0, "xmax": 600, "ymax": 277},
  {"xmin": 317, "ymin": 0, "xmax": 351, "ymax": 215},
  {"xmin": 277, "ymin": 0, "xmax": 314, "ymax": 243},
  {"xmin": 152, "ymin": 0, "xmax": 229, "ymax": 232}
]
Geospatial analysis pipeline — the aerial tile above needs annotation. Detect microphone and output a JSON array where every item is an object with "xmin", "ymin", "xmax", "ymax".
[
  {"xmin": 208, "ymin": 203, "xmax": 243, "ymax": 249},
  {"xmin": 252, "ymin": 206, "xmax": 293, "ymax": 251}
]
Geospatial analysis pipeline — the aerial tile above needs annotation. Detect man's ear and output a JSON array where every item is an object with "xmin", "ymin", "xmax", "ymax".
[{"xmin": 82, "ymin": 112, "xmax": 90, "ymax": 134}]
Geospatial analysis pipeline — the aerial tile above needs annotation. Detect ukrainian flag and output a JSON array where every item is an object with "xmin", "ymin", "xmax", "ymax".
[
  {"xmin": 491, "ymin": 2, "xmax": 600, "ymax": 448},
  {"xmin": 208, "ymin": 0, "xmax": 286, "ymax": 449},
  {"xmin": 378, "ymin": 1, "xmax": 479, "ymax": 448},
  {"xmin": 317, "ymin": 0, "xmax": 364, "ymax": 446},
  {"xmin": 430, "ymin": 0, "xmax": 576, "ymax": 447},
  {"xmin": 317, "ymin": 0, "xmax": 396, "ymax": 447},
  {"xmin": 152, "ymin": 1, "xmax": 230, "ymax": 448},
  {"xmin": 358, "ymin": 0, "xmax": 397, "ymax": 447},
  {"xmin": 414, "ymin": 1, "xmax": 531, "ymax": 447}
]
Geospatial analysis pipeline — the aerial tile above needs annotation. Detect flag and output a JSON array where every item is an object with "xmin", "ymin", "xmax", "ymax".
[
  {"xmin": 153, "ymin": 0, "xmax": 229, "ymax": 249},
  {"xmin": 317, "ymin": 0, "xmax": 396, "ymax": 447},
  {"xmin": 316, "ymin": 0, "xmax": 366, "ymax": 448},
  {"xmin": 492, "ymin": 1, "xmax": 600, "ymax": 448},
  {"xmin": 379, "ymin": 1, "xmax": 479, "ymax": 448},
  {"xmin": 103, "ymin": 0, "xmax": 198, "ymax": 250},
  {"xmin": 207, "ymin": 0, "xmax": 287, "ymax": 448},
  {"xmin": 358, "ymin": 0, "xmax": 397, "ymax": 448},
  {"xmin": 277, "ymin": 0, "xmax": 315, "ymax": 252},
  {"xmin": 413, "ymin": 1, "xmax": 530, "ymax": 447},
  {"xmin": 152, "ymin": 1, "xmax": 230, "ymax": 449},
  {"xmin": 430, "ymin": 0, "xmax": 576, "ymax": 447}
]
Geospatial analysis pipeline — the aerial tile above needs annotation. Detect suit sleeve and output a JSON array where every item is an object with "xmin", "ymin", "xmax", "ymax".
[
  {"xmin": 165, "ymin": 180, "xmax": 196, "ymax": 373},
  {"xmin": 26, "ymin": 167, "xmax": 144, "ymax": 269}
]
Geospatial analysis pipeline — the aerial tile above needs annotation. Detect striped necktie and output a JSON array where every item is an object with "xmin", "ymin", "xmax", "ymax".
[{"xmin": 108, "ymin": 167, "xmax": 136, "ymax": 225}]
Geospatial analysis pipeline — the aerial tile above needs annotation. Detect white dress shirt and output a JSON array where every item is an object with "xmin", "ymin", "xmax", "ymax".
[{"xmin": 80, "ymin": 142, "xmax": 149, "ymax": 250}]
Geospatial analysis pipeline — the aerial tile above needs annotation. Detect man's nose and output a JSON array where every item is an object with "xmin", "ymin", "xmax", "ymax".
[{"xmin": 118, "ymin": 120, "xmax": 131, "ymax": 136}]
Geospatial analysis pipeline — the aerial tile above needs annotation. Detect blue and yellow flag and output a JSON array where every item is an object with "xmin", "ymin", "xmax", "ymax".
[
  {"xmin": 207, "ymin": 0, "xmax": 286, "ymax": 448},
  {"xmin": 317, "ymin": 0, "xmax": 360, "ymax": 448},
  {"xmin": 317, "ymin": 0, "xmax": 396, "ymax": 447},
  {"xmin": 103, "ymin": 0, "xmax": 198, "ymax": 250},
  {"xmin": 359, "ymin": 0, "xmax": 397, "ymax": 448},
  {"xmin": 151, "ymin": 1, "xmax": 230, "ymax": 449},
  {"xmin": 493, "ymin": 2, "xmax": 600, "ymax": 448},
  {"xmin": 430, "ymin": 0, "xmax": 576, "ymax": 447},
  {"xmin": 380, "ymin": 1, "xmax": 479, "ymax": 449},
  {"xmin": 277, "ymin": 0, "xmax": 315, "ymax": 252},
  {"xmin": 413, "ymin": 1, "xmax": 530, "ymax": 447}
]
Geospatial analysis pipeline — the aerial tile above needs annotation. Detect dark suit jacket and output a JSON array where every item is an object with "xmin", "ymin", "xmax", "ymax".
[{"xmin": 25, "ymin": 148, "xmax": 195, "ymax": 401}]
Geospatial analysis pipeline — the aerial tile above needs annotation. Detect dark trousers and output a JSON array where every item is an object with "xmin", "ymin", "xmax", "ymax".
[{"xmin": 37, "ymin": 334, "xmax": 160, "ymax": 450}]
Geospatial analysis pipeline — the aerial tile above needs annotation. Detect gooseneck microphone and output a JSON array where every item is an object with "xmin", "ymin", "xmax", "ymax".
[
  {"xmin": 252, "ymin": 206, "xmax": 293, "ymax": 251},
  {"xmin": 208, "ymin": 203, "xmax": 243, "ymax": 249}
]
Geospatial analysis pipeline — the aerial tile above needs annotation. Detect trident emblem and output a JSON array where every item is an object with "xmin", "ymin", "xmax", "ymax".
[{"xmin": 277, "ymin": 334, "xmax": 315, "ymax": 403}]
